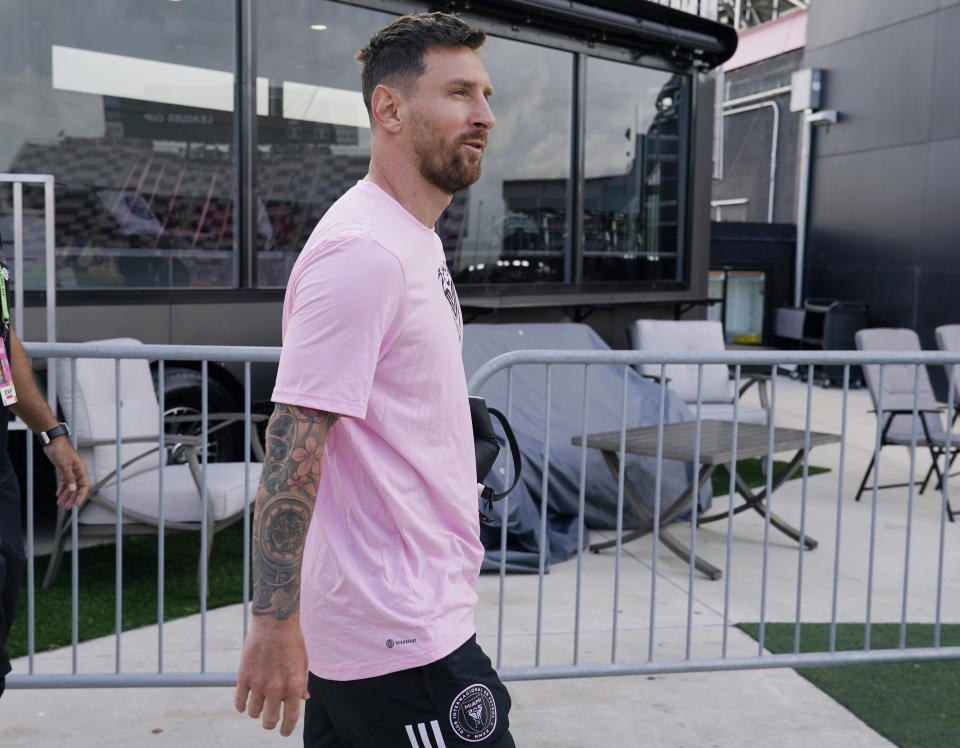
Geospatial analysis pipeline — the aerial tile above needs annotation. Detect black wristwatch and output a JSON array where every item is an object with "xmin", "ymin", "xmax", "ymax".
[{"xmin": 40, "ymin": 422, "xmax": 71, "ymax": 445}]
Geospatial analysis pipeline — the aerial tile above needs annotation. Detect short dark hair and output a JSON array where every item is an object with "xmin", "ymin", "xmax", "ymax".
[{"xmin": 355, "ymin": 12, "xmax": 486, "ymax": 119}]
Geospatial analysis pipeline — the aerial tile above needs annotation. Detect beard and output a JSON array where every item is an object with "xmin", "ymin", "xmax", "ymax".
[{"xmin": 413, "ymin": 124, "xmax": 485, "ymax": 195}]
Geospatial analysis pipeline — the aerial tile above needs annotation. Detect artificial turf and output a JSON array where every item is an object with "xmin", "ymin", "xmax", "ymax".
[
  {"xmin": 6, "ymin": 520, "xmax": 250, "ymax": 659},
  {"xmin": 738, "ymin": 622, "xmax": 960, "ymax": 748},
  {"xmin": 710, "ymin": 457, "xmax": 829, "ymax": 495}
]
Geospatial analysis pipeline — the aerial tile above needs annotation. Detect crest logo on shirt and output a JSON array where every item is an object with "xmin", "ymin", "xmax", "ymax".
[
  {"xmin": 437, "ymin": 262, "xmax": 462, "ymax": 341},
  {"xmin": 449, "ymin": 683, "xmax": 497, "ymax": 742}
]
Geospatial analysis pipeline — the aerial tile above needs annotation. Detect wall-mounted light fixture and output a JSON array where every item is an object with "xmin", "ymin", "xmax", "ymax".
[{"xmin": 806, "ymin": 109, "xmax": 839, "ymax": 125}]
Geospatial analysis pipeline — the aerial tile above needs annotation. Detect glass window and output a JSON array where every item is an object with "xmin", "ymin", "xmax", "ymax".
[
  {"xmin": 254, "ymin": 1, "xmax": 388, "ymax": 287},
  {"xmin": 583, "ymin": 58, "xmax": 690, "ymax": 283},
  {"xmin": 0, "ymin": 2, "xmax": 699, "ymax": 295},
  {"xmin": 256, "ymin": 9, "xmax": 573, "ymax": 287},
  {"xmin": 442, "ymin": 37, "xmax": 573, "ymax": 286},
  {"xmin": 0, "ymin": 0, "xmax": 237, "ymax": 289}
]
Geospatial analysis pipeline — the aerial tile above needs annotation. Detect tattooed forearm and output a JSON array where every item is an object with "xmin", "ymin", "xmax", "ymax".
[{"xmin": 252, "ymin": 403, "xmax": 339, "ymax": 620}]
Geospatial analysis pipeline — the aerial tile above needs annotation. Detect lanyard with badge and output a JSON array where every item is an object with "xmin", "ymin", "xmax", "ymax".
[{"xmin": 0, "ymin": 266, "xmax": 18, "ymax": 406}]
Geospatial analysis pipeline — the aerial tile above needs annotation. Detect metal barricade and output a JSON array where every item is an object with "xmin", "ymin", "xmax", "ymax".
[
  {"xmin": 468, "ymin": 348, "xmax": 960, "ymax": 681},
  {"xmin": 6, "ymin": 343, "xmax": 960, "ymax": 691},
  {"xmin": 11, "ymin": 341, "xmax": 278, "ymax": 689}
]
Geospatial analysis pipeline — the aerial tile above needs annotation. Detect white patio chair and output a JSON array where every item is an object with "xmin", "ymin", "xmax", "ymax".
[
  {"xmin": 629, "ymin": 319, "xmax": 770, "ymax": 425},
  {"xmin": 42, "ymin": 338, "xmax": 264, "ymax": 589},
  {"xmin": 854, "ymin": 328, "xmax": 957, "ymax": 520}
]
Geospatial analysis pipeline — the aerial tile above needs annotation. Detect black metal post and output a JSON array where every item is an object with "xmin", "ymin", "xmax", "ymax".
[{"xmin": 234, "ymin": 0, "xmax": 257, "ymax": 288}]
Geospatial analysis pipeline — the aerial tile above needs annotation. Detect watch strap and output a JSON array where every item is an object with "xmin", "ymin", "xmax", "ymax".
[{"xmin": 40, "ymin": 422, "xmax": 70, "ymax": 445}]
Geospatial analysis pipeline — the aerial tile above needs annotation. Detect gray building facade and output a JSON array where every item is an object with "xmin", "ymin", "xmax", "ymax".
[{"xmin": 803, "ymin": 1, "xmax": 960, "ymax": 351}]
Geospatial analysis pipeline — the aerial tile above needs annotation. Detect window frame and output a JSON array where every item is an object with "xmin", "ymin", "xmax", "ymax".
[
  {"xmin": 6, "ymin": 0, "xmax": 701, "ymax": 299},
  {"xmin": 239, "ymin": 0, "xmax": 701, "ymax": 296}
]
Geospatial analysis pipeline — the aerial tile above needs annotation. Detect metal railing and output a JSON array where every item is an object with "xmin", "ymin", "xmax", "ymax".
[
  {"xmin": 468, "ymin": 348, "xmax": 960, "ymax": 681},
  {"xmin": 12, "ymin": 341, "xmax": 278, "ymax": 689},
  {"xmin": 7, "ymin": 343, "xmax": 960, "ymax": 691}
]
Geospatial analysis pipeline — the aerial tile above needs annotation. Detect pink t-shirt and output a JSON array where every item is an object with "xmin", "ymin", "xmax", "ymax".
[{"xmin": 272, "ymin": 180, "xmax": 483, "ymax": 681}]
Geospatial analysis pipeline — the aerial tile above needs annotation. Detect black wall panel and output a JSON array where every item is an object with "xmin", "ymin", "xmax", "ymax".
[
  {"xmin": 808, "ymin": 144, "xmax": 927, "ymax": 260},
  {"xmin": 804, "ymin": 15, "xmax": 937, "ymax": 157},
  {"xmin": 805, "ymin": 0, "xmax": 940, "ymax": 52},
  {"xmin": 923, "ymin": 138, "xmax": 960, "ymax": 261},
  {"xmin": 803, "ymin": 0, "xmax": 960, "ymax": 363},
  {"xmin": 931, "ymin": 3, "xmax": 960, "ymax": 140}
]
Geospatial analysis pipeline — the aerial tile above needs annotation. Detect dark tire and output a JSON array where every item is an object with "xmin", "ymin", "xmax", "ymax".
[{"xmin": 157, "ymin": 367, "xmax": 243, "ymax": 463}]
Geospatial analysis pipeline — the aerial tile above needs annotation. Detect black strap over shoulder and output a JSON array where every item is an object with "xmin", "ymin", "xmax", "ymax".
[
  {"xmin": 481, "ymin": 406, "xmax": 521, "ymax": 503},
  {"xmin": 470, "ymin": 396, "xmax": 523, "ymax": 525}
]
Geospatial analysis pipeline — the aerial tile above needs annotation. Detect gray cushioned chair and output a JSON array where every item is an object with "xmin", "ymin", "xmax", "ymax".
[
  {"xmin": 854, "ymin": 328, "xmax": 958, "ymax": 520},
  {"xmin": 629, "ymin": 319, "xmax": 770, "ymax": 426}
]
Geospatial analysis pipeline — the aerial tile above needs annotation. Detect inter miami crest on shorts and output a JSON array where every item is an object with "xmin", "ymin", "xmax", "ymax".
[{"xmin": 449, "ymin": 683, "xmax": 497, "ymax": 742}]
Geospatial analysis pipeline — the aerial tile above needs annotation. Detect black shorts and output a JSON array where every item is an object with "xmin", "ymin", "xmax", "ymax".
[{"xmin": 304, "ymin": 635, "xmax": 515, "ymax": 748}]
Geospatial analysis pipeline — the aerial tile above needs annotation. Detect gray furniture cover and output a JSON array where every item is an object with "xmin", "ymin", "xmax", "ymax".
[{"xmin": 463, "ymin": 323, "xmax": 711, "ymax": 573}]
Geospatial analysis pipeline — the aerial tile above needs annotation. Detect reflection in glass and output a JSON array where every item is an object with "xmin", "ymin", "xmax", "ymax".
[
  {"xmin": 441, "ymin": 37, "xmax": 572, "ymax": 286},
  {"xmin": 254, "ymin": 1, "xmax": 388, "ymax": 286},
  {"xmin": 0, "ymin": 0, "xmax": 237, "ymax": 289},
  {"xmin": 257, "ymin": 10, "xmax": 573, "ymax": 287},
  {"xmin": 583, "ymin": 58, "xmax": 690, "ymax": 283},
  {"xmin": 0, "ymin": 2, "xmax": 697, "ymax": 294}
]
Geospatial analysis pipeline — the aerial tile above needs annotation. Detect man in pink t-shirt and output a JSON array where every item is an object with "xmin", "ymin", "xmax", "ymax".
[{"xmin": 235, "ymin": 12, "xmax": 514, "ymax": 747}]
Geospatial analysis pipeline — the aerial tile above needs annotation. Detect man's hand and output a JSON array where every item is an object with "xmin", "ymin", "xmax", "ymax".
[
  {"xmin": 235, "ymin": 615, "xmax": 310, "ymax": 737},
  {"xmin": 42, "ymin": 437, "xmax": 90, "ymax": 509},
  {"xmin": 5, "ymin": 328, "xmax": 90, "ymax": 509}
]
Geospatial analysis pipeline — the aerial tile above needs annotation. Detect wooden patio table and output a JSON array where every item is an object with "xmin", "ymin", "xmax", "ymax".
[{"xmin": 572, "ymin": 419, "xmax": 841, "ymax": 580}]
